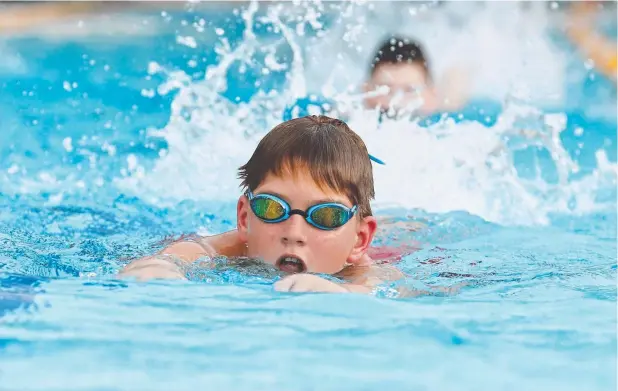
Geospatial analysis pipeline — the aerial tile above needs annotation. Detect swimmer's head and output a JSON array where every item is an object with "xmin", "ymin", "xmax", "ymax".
[
  {"xmin": 364, "ymin": 36, "xmax": 438, "ymax": 114},
  {"xmin": 236, "ymin": 115, "xmax": 378, "ymax": 275}
]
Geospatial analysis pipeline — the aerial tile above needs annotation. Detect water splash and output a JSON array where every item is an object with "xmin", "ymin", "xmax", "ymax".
[
  {"xmin": 114, "ymin": 1, "xmax": 616, "ymax": 227},
  {"xmin": 349, "ymin": 106, "xmax": 616, "ymax": 225}
]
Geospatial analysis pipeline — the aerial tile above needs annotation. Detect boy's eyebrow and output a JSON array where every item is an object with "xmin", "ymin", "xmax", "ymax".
[
  {"xmin": 312, "ymin": 197, "xmax": 344, "ymax": 205},
  {"xmin": 257, "ymin": 190, "xmax": 345, "ymax": 206}
]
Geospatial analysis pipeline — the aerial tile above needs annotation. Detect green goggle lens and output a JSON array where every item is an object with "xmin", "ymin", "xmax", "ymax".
[
  {"xmin": 310, "ymin": 206, "xmax": 348, "ymax": 228},
  {"xmin": 251, "ymin": 197, "xmax": 285, "ymax": 220}
]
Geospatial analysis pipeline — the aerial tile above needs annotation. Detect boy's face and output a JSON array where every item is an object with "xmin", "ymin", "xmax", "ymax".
[
  {"xmin": 364, "ymin": 62, "xmax": 437, "ymax": 114},
  {"xmin": 236, "ymin": 169, "xmax": 377, "ymax": 275}
]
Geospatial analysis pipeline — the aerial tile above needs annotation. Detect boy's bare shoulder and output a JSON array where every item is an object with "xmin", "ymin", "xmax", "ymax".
[
  {"xmin": 159, "ymin": 230, "xmax": 245, "ymax": 260},
  {"xmin": 160, "ymin": 240, "xmax": 214, "ymax": 262}
]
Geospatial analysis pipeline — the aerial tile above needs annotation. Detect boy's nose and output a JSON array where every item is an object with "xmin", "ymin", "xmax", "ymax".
[{"xmin": 280, "ymin": 214, "xmax": 307, "ymax": 246}]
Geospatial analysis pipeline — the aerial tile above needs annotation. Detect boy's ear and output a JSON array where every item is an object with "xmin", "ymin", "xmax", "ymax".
[
  {"xmin": 347, "ymin": 216, "xmax": 378, "ymax": 266},
  {"xmin": 236, "ymin": 195, "xmax": 250, "ymax": 243}
]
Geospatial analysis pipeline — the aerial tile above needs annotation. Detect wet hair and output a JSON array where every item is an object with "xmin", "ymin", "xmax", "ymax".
[
  {"xmin": 369, "ymin": 35, "xmax": 431, "ymax": 81},
  {"xmin": 238, "ymin": 115, "xmax": 375, "ymax": 217}
]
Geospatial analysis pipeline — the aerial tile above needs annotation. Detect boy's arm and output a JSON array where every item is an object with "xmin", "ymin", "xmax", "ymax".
[
  {"xmin": 118, "ymin": 230, "xmax": 245, "ymax": 281},
  {"xmin": 118, "ymin": 241, "xmax": 212, "ymax": 281},
  {"xmin": 274, "ymin": 261, "xmax": 406, "ymax": 294},
  {"xmin": 274, "ymin": 265, "xmax": 466, "ymax": 297},
  {"xmin": 340, "ymin": 263, "xmax": 406, "ymax": 293}
]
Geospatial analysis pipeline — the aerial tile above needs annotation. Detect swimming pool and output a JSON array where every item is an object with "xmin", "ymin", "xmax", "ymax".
[{"xmin": 0, "ymin": 2, "xmax": 616, "ymax": 390}]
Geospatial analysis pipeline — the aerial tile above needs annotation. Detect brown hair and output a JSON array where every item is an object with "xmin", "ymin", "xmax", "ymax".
[
  {"xmin": 369, "ymin": 35, "xmax": 431, "ymax": 82},
  {"xmin": 238, "ymin": 115, "xmax": 375, "ymax": 217}
]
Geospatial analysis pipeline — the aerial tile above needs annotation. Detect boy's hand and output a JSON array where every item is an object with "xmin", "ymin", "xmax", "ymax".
[{"xmin": 274, "ymin": 274, "xmax": 349, "ymax": 293}]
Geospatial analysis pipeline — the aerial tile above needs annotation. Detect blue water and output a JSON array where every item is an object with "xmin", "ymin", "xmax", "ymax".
[{"xmin": 0, "ymin": 3, "xmax": 616, "ymax": 390}]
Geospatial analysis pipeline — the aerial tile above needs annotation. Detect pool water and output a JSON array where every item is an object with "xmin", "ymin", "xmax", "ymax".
[{"xmin": 0, "ymin": 2, "xmax": 616, "ymax": 390}]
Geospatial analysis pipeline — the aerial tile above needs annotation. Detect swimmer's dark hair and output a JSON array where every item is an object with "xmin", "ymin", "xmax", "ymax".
[
  {"xmin": 369, "ymin": 35, "xmax": 431, "ymax": 81},
  {"xmin": 238, "ymin": 115, "xmax": 375, "ymax": 218}
]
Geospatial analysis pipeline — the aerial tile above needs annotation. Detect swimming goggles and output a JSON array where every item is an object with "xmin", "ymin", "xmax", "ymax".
[{"xmin": 246, "ymin": 191, "xmax": 358, "ymax": 230}]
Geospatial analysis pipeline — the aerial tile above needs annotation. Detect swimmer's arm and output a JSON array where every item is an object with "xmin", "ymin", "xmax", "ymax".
[
  {"xmin": 118, "ymin": 230, "xmax": 245, "ymax": 281},
  {"xmin": 274, "ymin": 263, "xmax": 405, "ymax": 294},
  {"xmin": 340, "ymin": 264, "xmax": 466, "ymax": 297},
  {"xmin": 338, "ymin": 264, "xmax": 406, "ymax": 294},
  {"xmin": 118, "ymin": 241, "xmax": 213, "ymax": 281}
]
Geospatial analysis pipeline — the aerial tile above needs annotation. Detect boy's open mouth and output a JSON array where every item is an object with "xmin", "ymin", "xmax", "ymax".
[{"xmin": 275, "ymin": 255, "xmax": 307, "ymax": 274}]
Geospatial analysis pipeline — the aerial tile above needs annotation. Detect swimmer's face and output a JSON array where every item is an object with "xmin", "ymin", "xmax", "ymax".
[
  {"xmin": 364, "ymin": 62, "xmax": 437, "ymax": 114},
  {"xmin": 236, "ymin": 170, "xmax": 377, "ymax": 275}
]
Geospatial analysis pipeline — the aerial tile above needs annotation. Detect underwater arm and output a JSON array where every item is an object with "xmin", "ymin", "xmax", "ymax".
[
  {"xmin": 342, "ymin": 264, "xmax": 406, "ymax": 293},
  {"xmin": 118, "ymin": 230, "xmax": 245, "ymax": 281},
  {"xmin": 118, "ymin": 241, "xmax": 213, "ymax": 281},
  {"xmin": 336, "ymin": 262, "xmax": 467, "ymax": 297},
  {"xmin": 345, "ymin": 272, "xmax": 467, "ymax": 297}
]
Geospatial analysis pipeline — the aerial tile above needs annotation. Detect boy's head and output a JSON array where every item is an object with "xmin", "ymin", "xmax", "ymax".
[
  {"xmin": 236, "ymin": 115, "xmax": 378, "ymax": 275},
  {"xmin": 364, "ymin": 36, "xmax": 437, "ymax": 113}
]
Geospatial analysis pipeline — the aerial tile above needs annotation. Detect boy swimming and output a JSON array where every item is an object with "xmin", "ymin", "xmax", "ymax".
[
  {"xmin": 284, "ymin": 35, "xmax": 469, "ymax": 122},
  {"xmin": 363, "ymin": 35, "xmax": 469, "ymax": 117},
  {"xmin": 119, "ymin": 115, "xmax": 405, "ymax": 293}
]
